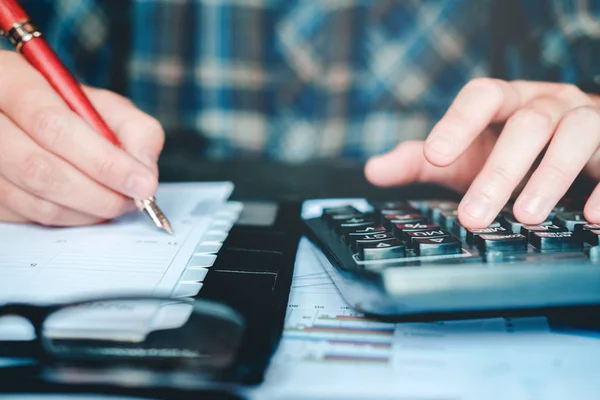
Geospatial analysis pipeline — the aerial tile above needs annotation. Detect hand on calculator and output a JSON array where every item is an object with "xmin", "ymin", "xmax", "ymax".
[{"xmin": 365, "ymin": 78, "xmax": 600, "ymax": 229}]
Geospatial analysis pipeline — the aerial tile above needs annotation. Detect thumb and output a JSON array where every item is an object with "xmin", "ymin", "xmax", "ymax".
[{"xmin": 364, "ymin": 140, "xmax": 472, "ymax": 192}]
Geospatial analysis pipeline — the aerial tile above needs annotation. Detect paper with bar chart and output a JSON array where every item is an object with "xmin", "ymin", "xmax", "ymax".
[{"xmin": 253, "ymin": 238, "xmax": 600, "ymax": 400}]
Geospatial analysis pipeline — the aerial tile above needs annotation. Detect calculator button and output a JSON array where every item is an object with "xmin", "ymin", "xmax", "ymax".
[
  {"xmin": 554, "ymin": 212, "xmax": 588, "ymax": 231},
  {"xmin": 417, "ymin": 200, "xmax": 455, "ymax": 212},
  {"xmin": 466, "ymin": 226, "xmax": 511, "ymax": 244},
  {"xmin": 345, "ymin": 226, "xmax": 387, "ymax": 240},
  {"xmin": 370, "ymin": 201, "xmax": 413, "ymax": 211},
  {"xmin": 379, "ymin": 207, "xmax": 416, "ymax": 215},
  {"xmin": 428, "ymin": 201, "xmax": 459, "ymax": 223},
  {"xmin": 500, "ymin": 212, "xmax": 551, "ymax": 233},
  {"xmin": 440, "ymin": 210, "xmax": 459, "ymax": 230},
  {"xmin": 414, "ymin": 236, "xmax": 461, "ymax": 256},
  {"xmin": 548, "ymin": 205, "xmax": 567, "ymax": 220},
  {"xmin": 406, "ymin": 229, "xmax": 450, "ymax": 247},
  {"xmin": 372, "ymin": 201, "xmax": 418, "ymax": 220},
  {"xmin": 322, "ymin": 206, "xmax": 360, "ymax": 220},
  {"xmin": 329, "ymin": 212, "xmax": 365, "ymax": 222},
  {"xmin": 322, "ymin": 205, "xmax": 358, "ymax": 215},
  {"xmin": 585, "ymin": 229, "xmax": 600, "ymax": 246},
  {"xmin": 476, "ymin": 233, "xmax": 528, "ymax": 253},
  {"xmin": 336, "ymin": 218, "xmax": 375, "ymax": 234},
  {"xmin": 499, "ymin": 212, "xmax": 523, "ymax": 233},
  {"xmin": 530, "ymin": 231, "xmax": 581, "ymax": 250},
  {"xmin": 360, "ymin": 240, "xmax": 406, "ymax": 261},
  {"xmin": 408, "ymin": 200, "xmax": 434, "ymax": 213},
  {"xmin": 520, "ymin": 224, "xmax": 568, "ymax": 240},
  {"xmin": 451, "ymin": 219, "xmax": 468, "ymax": 239},
  {"xmin": 583, "ymin": 224, "xmax": 600, "ymax": 231},
  {"xmin": 354, "ymin": 233, "xmax": 397, "ymax": 251},
  {"xmin": 488, "ymin": 220, "xmax": 502, "ymax": 228},
  {"xmin": 382, "ymin": 213, "xmax": 426, "ymax": 229},
  {"xmin": 392, "ymin": 223, "xmax": 439, "ymax": 240}
]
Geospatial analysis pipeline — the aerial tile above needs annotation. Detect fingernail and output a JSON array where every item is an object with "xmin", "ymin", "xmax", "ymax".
[
  {"xmin": 519, "ymin": 193, "xmax": 547, "ymax": 216},
  {"xmin": 125, "ymin": 173, "xmax": 154, "ymax": 198},
  {"xmin": 426, "ymin": 135, "xmax": 454, "ymax": 156},
  {"xmin": 463, "ymin": 194, "xmax": 491, "ymax": 220}
]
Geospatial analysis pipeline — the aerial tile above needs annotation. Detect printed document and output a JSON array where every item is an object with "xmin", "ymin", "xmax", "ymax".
[{"xmin": 251, "ymin": 238, "xmax": 600, "ymax": 400}]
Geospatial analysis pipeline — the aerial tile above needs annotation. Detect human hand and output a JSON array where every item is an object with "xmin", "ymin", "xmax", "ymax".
[
  {"xmin": 365, "ymin": 78, "xmax": 600, "ymax": 229},
  {"xmin": 0, "ymin": 51, "xmax": 164, "ymax": 226}
]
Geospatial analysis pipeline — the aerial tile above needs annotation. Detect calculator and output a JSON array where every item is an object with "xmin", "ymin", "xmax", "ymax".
[{"xmin": 302, "ymin": 198, "xmax": 600, "ymax": 319}]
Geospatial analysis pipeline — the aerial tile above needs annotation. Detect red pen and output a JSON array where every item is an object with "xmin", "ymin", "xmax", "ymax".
[{"xmin": 0, "ymin": 0, "xmax": 173, "ymax": 234}]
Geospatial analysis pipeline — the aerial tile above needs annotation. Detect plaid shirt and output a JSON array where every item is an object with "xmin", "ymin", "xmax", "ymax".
[{"xmin": 8, "ymin": 0, "xmax": 600, "ymax": 162}]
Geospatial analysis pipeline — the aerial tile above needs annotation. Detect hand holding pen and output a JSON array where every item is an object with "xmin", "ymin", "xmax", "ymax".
[{"xmin": 0, "ymin": 0, "xmax": 173, "ymax": 234}]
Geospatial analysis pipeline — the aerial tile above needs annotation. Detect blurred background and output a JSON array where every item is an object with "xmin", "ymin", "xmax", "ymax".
[{"xmin": 11, "ymin": 0, "xmax": 600, "ymax": 199}]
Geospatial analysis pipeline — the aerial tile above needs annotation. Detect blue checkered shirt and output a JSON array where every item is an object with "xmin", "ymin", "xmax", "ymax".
[{"xmin": 8, "ymin": 0, "xmax": 600, "ymax": 162}]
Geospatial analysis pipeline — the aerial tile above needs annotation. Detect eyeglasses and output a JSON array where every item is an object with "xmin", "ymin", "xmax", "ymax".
[{"xmin": 0, "ymin": 296, "xmax": 246, "ymax": 395}]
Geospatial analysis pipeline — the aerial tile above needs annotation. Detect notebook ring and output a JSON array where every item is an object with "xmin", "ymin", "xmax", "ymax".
[{"xmin": 7, "ymin": 21, "xmax": 42, "ymax": 52}]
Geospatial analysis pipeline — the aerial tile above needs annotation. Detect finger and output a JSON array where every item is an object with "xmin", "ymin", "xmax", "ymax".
[
  {"xmin": 424, "ymin": 79, "xmax": 582, "ymax": 167},
  {"xmin": 0, "ymin": 202, "xmax": 27, "ymax": 223},
  {"xmin": 457, "ymin": 96, "xmax": 581, "ymax": 228},
  {"xmin": 584, "ymin": 150, "xmax": 600, "ymax": 181},
  {"xmin": 584, "ymin": 183, "xmax": 600, "ymax": 223},
  {"xmin": 0, "ymin": 175, "xmax": 105, "ymax": 226},
  {"xmin": 0, "ymin": 53, "xmax": 157, "ymax": 199},
  {"xmin": 513, "ymin": 106, "xmax": 600, "ymax": 224},
  {"xmin": 0, "ymin": 114, "xmax": 131, "ymax": 220},
  {"xmin": 84, "ymin": 87, "xmax": 165, "ymax": 174},
  {"xmin": 365, "ymin": 140, "xmax": 481, "ymax": 192}
]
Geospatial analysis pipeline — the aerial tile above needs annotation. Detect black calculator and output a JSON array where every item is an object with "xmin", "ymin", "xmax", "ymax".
[{"xmin": 302, "ymin": 198, "xmax": 600, "ymax": 319}]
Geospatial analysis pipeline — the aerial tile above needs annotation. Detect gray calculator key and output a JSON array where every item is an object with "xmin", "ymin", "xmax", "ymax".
[
  {"xmin": 585, "ymin": 229, "xmax": 600, "ymax": 246},
  {"xmin": 520, "ymin": 224, "xmax": 568, "ymax": 240},
  {"xmin": 530, "ymin": 231, "xmax": 581, "ymax": 250},
  {"xmin": 337, "ymin": 217, "xmax": 375, "ymax": 234},
  {"xmin": 392, "ymin": 223, "xmax": 439, "ymax": 240},
  {"xmin": 360, "ymin": 240, "xmax": 406, "ymax": 261},
  {"xmin": 371, "ymin": 201, "xmax": 413, "ymax": 210},
  {"xmin": 330, "ymin": 212, "xmax": 365, "ymax": 222},
  {"xmin": 583, "ymin": 224, "xmax": 600, "ymax": 231},
  {"xmin": 414, "ymin": 236, "xmax": 461, "ymax": 256},
  {"xmin": 466, "ymin": 226, "xmax": 511, "ymax": 244},
  {"xmin": 440, "ymin": 209, "xmax": 459, "ymax": 230},
  {"xmin": 354, "ymin": 232, "xmax": 397, "ymax": 250},
  {"xmin": 323, "ymin": 205, "xmax": 358, "ymax": 214},
  {"xmin": 500, "ymin": 212, "xmax": 551, "ymax": 233},
  {"xmin": 554, "ymin": 212, "xmax": 588, "ymax": 231},
  {"xmin": 428, "ymin": 201, "xmax": 459, "ymax": 224},
  {"xmin": 477, "ymin": 233, "xmax": 528, "ymax": 253},
  {"xmin": 383, "ymin": 213, "xmax": 425, "ymax": 229},
  {"xmin": 406, "ymin": 229, "xmax": 450, "ymax": 247},
  {"xmin": 322, "ymin": 206, "xmax": 360, "ymax": 220},
  {"xmin": 345, "ymin": 226, "xmax": 387, "ymax": 241},
  {"xmin": 451, "ymin": 219, "xmax": 468, "ymax": 239}
]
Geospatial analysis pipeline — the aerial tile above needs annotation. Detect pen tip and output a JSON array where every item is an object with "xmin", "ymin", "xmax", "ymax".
[
  {"xmin": 137, "ymin": 197, "xmax": 175, "ymax": 235},
  {"xmin": 163, "ymin": 221, "xmax": 175, "ymax": 235}
]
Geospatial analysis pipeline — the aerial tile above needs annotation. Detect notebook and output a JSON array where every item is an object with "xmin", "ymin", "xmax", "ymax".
[{"xmin": 0, "ymin": 181, "xmax": 236, "ymax": 340}]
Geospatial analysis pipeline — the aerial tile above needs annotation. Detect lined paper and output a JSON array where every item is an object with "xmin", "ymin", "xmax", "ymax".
[{"xmin": 0, "ymin": 182, "xmax": 233, "ymax": 306}]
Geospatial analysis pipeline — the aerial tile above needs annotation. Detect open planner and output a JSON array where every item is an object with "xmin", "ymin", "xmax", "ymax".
[{"xmin": 0, "ymin": 182, "xmax": 239, "ymax": 340}]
